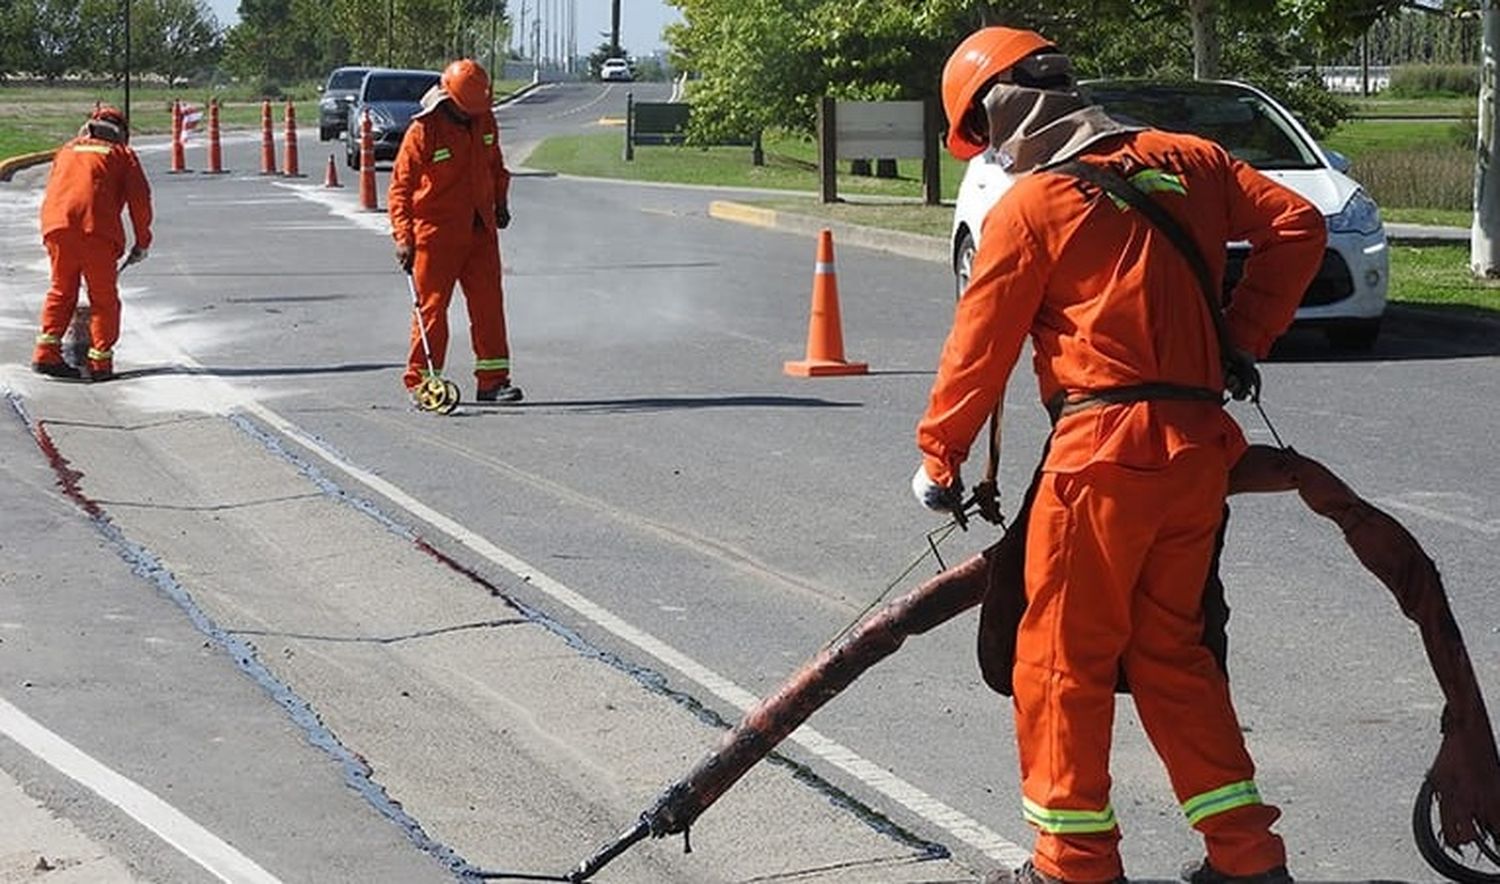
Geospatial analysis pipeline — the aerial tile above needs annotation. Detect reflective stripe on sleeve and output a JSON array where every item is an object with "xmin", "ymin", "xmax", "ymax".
[
  {"xmin": 432, "ymin": 148, "xmax": 452, "ymax": 162},
  {"xmin": 1182, "ymin": 780, "xmax": 1262, "ymax": 826},
  {"xmin": 36, "ymin": 333, "xmax": 61, "ymax": 345},
  {"xmin": 474, "ymin": 358, "xmax": 509, "ymax": 371},
  {"xmin": 1022, "ymin": 797, "xmax": 1118, "ymax": 834}
]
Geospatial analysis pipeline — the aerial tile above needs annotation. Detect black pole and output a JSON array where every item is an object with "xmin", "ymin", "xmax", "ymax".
[
  {"xmin": 122, "ymin": 0, "xmax": 131, "ymax": 126},
  {"xmin": 610, "ymin": 0, "xmax": 620, "ymax": 56}
]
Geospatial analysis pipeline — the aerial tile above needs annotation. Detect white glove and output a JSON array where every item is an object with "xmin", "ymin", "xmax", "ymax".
[{"xmin": 912, "ymin": 463, "xmax": 963, "ymax": 516}]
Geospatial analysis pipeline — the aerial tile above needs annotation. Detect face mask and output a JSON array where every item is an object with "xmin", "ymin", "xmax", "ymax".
[{"xmin": 983, "ymin": 82, "xmax": 1141, "ymax": 174}]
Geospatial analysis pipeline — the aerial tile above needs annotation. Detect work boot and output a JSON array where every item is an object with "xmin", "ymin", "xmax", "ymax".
[
  {"xmin": 981, "ymin": 860, "xmax": 1126, "ymax": 884},
  {"xmin": 32, "ymin": 360, "xmax": 82, "ymax": 380},
  {"xmin": 475, "ymin": 383, "xmax": 523, "ymax": 403},
  {"xmin": 1181, "ymin": 860, "xmax": 1293, "ymax": 884},
  {"xmin": 88, "ymin": 361, "xmax": 115, "ymax": 383}
]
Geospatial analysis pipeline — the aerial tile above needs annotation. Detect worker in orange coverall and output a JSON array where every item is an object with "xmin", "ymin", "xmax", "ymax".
[
  {"xmin": 33, "ymin": 106, "xmax": 153, "ymax": 382},
  {"xmin": 388, "ymin": 58, "xmax": 520, "ymax": 404},
  {"xmin": 911, "ymin": 27, "xmax": 1326, "ymax": 884}
]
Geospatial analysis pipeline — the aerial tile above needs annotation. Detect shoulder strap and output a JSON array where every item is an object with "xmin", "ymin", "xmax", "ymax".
[{"xmin": 1051, "ymin": 159, "xmax": 1235, "ymax": 360}]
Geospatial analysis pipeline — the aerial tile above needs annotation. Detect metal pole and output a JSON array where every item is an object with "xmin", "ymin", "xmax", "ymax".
[{"xmin": 122, "ymin": 0, "xmax": 131, "ymax": 126}]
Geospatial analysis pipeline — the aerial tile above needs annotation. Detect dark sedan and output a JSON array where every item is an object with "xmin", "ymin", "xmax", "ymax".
[
  {"xmin": 343, "ymin": 68, "xmax": 442, "ymax": 169},
  {"xmin": 317, "ymin": 66, "xmax": 369, "ymax": 141}
]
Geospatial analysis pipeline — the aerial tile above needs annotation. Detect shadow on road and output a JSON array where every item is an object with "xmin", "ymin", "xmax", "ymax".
[
  {"xmin": 1270, "ymin": 305, "xmax": 1500, "ymax": 363},
  {"xmin": 478, "ymin": 394, "xmax": 861, "ymax": 413},
  {"xmin": 110, "ymin": 362, "xmax": 401, "ymax": 381}
]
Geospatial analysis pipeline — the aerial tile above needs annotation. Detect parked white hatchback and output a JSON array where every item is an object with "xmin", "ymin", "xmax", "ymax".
[{"xmin": 950, "ymin": 79, "xmax": 1389, "ymax": 350}]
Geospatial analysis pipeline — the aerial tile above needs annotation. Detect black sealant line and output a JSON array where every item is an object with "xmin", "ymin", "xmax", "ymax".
[
  {"xmin": 8, "ymin": 387, "xmax": 950, "ymax": 879},
  {"xmin": 3, "ymin": 393, "xmax": 486, "ymax": 881},
  {"xmin": 225, "ymin": 412, "xmax": 951, "ymax": 864}
]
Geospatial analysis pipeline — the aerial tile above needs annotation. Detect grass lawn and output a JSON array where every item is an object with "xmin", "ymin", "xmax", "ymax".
[
  {"xmin": 1322, "ymin": 118, "xmax": 1468, "ymax": 155},
  {"xmin": 0, "ymin": 79, "xmax": 531, "ymax": 157},
  {"xmin": 527, "ymin": 131, "xmax": 967, "ymax": 201},
  {"xmin": 1345, "ymin": 95, "xmax": 1473, "ymax": 118}
]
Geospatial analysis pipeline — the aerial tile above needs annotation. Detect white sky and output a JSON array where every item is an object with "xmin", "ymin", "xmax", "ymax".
[{"xmin": 204, "ymin": 0, "xmax": 679, "ymax": 54}]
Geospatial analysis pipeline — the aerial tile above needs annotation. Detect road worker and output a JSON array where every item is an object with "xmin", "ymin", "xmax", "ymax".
[
  {"xmin": 33, "ymin": 106, "xmax": 153, "ymax": 381},
  {"xmin": 911, "ymin": 27, "xmax": 1326, "ymax": 884},
  {"xmin": 388, "ymin": 57, "xmax": 520, "ymax": 404}
]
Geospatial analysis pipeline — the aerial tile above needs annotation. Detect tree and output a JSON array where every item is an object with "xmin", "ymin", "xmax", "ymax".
[{"xmin": 135, "ymin": 0, "xmax": 221, "ymax": 85}]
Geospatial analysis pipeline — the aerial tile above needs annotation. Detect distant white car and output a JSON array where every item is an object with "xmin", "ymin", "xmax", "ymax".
[
  {"xmin": 950, "ymin": 79, "xmax": 1389, "ymax": 350},
  {"xmin": 600, "ymin": 58, "xmax": 633, "ymax": 82}
]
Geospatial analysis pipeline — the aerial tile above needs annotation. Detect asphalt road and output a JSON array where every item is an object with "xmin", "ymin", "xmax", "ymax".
[{"xmin": 0, "ymin": 81, "xmax": 1497, "ymax": 884}]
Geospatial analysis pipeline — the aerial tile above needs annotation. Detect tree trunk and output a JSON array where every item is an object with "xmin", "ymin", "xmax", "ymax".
[
  {"xmin": 1472, "ymin": 2, "xmax": 1500, "ymax": 277},
  {"xmin": 1189, "ymin": 0, "xmax": 1219, "ymax": 80}
]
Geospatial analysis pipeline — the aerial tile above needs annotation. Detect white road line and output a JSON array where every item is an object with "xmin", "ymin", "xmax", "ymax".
[
  {"xmin": 1373, "ymin": 496, "xmax": 1500, "ymax": 536},
  {"xmin": 0, "ymin": 696, "xmax": 284, "ymax": 884},
  {"xmin": 240, "ymin": 401, "xmax": 1031, "ymax": 867}
]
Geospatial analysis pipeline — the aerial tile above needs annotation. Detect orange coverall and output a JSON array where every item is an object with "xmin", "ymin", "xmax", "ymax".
[
  {"xmin": 388, "ymin": 103, "xmax": 513, "ymax": 393},
  {"xmin": 917, "ymin": 131, "xmax": 1325, "ymax": 881},
  {"xmin": 34, "ymin": 135, "xmax": 153, "ymax": 374}
]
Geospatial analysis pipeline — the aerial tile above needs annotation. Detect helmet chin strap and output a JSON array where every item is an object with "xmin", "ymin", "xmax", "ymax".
[{"xmin": 984, "ymin": 83, "xmax": 1140, "ymax": 174}]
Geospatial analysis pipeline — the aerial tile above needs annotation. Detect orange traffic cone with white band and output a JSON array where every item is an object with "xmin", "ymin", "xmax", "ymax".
[{"xmin": 784, "ymin": 229, "xmax": 867, "ymax": 377}]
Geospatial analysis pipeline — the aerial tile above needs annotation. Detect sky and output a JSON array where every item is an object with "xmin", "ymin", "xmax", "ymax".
[{"xmin": 203, "ymin": 0, "xmax": 681, "ymax": 54}]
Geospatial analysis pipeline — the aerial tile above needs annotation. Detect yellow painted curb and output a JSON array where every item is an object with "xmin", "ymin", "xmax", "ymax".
[
  {"xmin": 708, "ymin": 200, "xmax": 778, "ymax": 228},
  {"xmin": 0, "ymin": 149, "xmax": 58, "ymax": 182}
]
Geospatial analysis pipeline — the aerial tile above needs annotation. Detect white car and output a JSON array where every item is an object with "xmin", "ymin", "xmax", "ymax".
[
  {"xmin": 950, "ymin": 79, "xmax": 1389, "ymax": 350},
  {"xmin": 600, "ymin": 58, "xmax": 633, "ymax": 82}
]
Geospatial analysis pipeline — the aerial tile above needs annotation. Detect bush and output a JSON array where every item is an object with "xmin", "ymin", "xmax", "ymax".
[{"xmin": 1388, "ymin": 64, "xmax": 1479, "ymax": 98}]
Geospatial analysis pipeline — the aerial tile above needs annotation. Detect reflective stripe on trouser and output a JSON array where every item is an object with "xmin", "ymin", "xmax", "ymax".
[
  {"xmin": 1014, "ymin": 448, "xmax": 1285, "ymax": 881},
  {"xmin": 404, "ymin": 224, "xmax": 510, "ymax": 391},
  {"xmin": 34, "ymin": 230, "xmax": 122, "ymax": 366}
]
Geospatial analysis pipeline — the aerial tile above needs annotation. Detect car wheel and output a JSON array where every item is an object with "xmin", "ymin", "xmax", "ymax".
[
  {"xmin": 1324, "ymin": 317, "xmax": 1381, "ymax": 352},
  {"xmin": 346, "ymin": 139, "xmax": 359, "ymax": 170},
  {"xmin": 954, "ymin": 229, "xmax": 976, "ymax": 300},
  {"xmin": 320, "ymin": 126, "xmax": 334, "ymax": 142}
]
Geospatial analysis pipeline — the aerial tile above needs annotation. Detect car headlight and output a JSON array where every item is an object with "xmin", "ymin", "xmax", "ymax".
[
  {"xmin": 320, "ymin": 96, "xmax": 337, "ymax": 109},
  {"xmin": 1328, "ymin": 188, "xmax": 1383, "ymax": 236}
]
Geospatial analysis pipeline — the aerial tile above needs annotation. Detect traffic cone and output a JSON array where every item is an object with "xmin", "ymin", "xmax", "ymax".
[
  {"xmin": 322, "ymin": 153, "xmax": 342, "ymax": 188},
  {"xmin": 281, "ymin": 98, "xmax": 304, "ymax": 177},
  {"xmin": 784, "ymin": 230, "xmax": 867, "ymax": 377},
  {"xmin": 258, "ymin": 98, "xmax": 278, "ymax": 175},
  {"xmin": 358, "ymin": 110, "xmax": 379, "ymax": 211},
  {"xmin": 204, "ymin": 98, "xmax": 228, "ymax": 174},
  {"xmin": 168, "ymin": 100, "xmax": 189, "ymax": 173}
]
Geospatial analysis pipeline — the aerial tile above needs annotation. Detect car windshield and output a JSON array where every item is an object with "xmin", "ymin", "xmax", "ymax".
[
  {"xmin": 1081, "ymin": 81, "xmax": 1323, "ymax": 171},
  {"xmin": 364, "ymin": 74, "xmax": 439, "ymax": 103},
  {"xmin": 328, "ymin": 69, "xmax": 366, "ymax": 90}
]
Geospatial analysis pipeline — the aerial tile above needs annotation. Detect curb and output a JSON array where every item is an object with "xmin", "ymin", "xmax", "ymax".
[
  {"xmin": 708, "ymin": 200, "xmax": 1499, "ymax": 340},
  {"xmin": 0, "ymin": 149, "xmax": 57, "ymax": 182},
  {"xmin": 707, "ymin": 200, "xmax": 950, "ymax": 265}
]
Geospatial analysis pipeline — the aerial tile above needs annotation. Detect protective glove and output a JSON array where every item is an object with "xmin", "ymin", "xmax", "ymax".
[
  {"xmin": 121, "ymin": 245, "xmax": 148, "ymax": 270},
  {"xmin": 911, "ymin": 464, "xmax": 968, "ymax": 528},
  {"xmin": 495, "ymin": 203, "xmax": 511, "ymax": 230},
  {"xmin": 1222, "ymin": 348, "xmax": 1261, "ymax": 402},
  {"xmin": 395, "ymin": 240, "xmax": 415, "ymax": 272},
  {"xmin": 971, "ymin": 479, "xmax": 1004, "ymax": 525}
]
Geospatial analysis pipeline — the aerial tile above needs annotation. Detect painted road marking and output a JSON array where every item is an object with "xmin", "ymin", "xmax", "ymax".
[
  {"xmin": 245, "ymin": 397, "xmax": 1031, "ymax": 867},
  {"xmin": 0, "ymin": 696, "xmax": 284, "ymax": 884}
]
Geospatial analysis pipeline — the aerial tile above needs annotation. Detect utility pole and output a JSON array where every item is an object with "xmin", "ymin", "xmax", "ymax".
[
  {"xmin": 611, "ymin": 0, "xmax": 621, "ymax": 56},
  {"xmin": 122, "ymin": 0, "xmax": 131, "ymax": 125},
  {"xmin": 1473, "ymin": 2, "xmax": 1500, "ymax": 276}
]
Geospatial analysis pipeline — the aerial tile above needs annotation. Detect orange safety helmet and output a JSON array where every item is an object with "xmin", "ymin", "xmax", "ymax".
[
  {"xmin": 941, "ymin": 26, "xmax": 1054, "ymax": 160},
  {"xmin": 441, "ymin": 59, "xmax": 492, "ymax": 118}
]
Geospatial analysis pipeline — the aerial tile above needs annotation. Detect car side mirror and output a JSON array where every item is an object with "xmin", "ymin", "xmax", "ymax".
[{"xmin": 1324, "ymin": 148, "xmax": 1351, "ymax": 174}]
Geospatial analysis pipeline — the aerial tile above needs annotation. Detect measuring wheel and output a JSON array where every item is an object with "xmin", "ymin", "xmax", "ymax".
[{"xmin": 414, "ymin": 377, "xmax": 461, "ymax": 415}]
